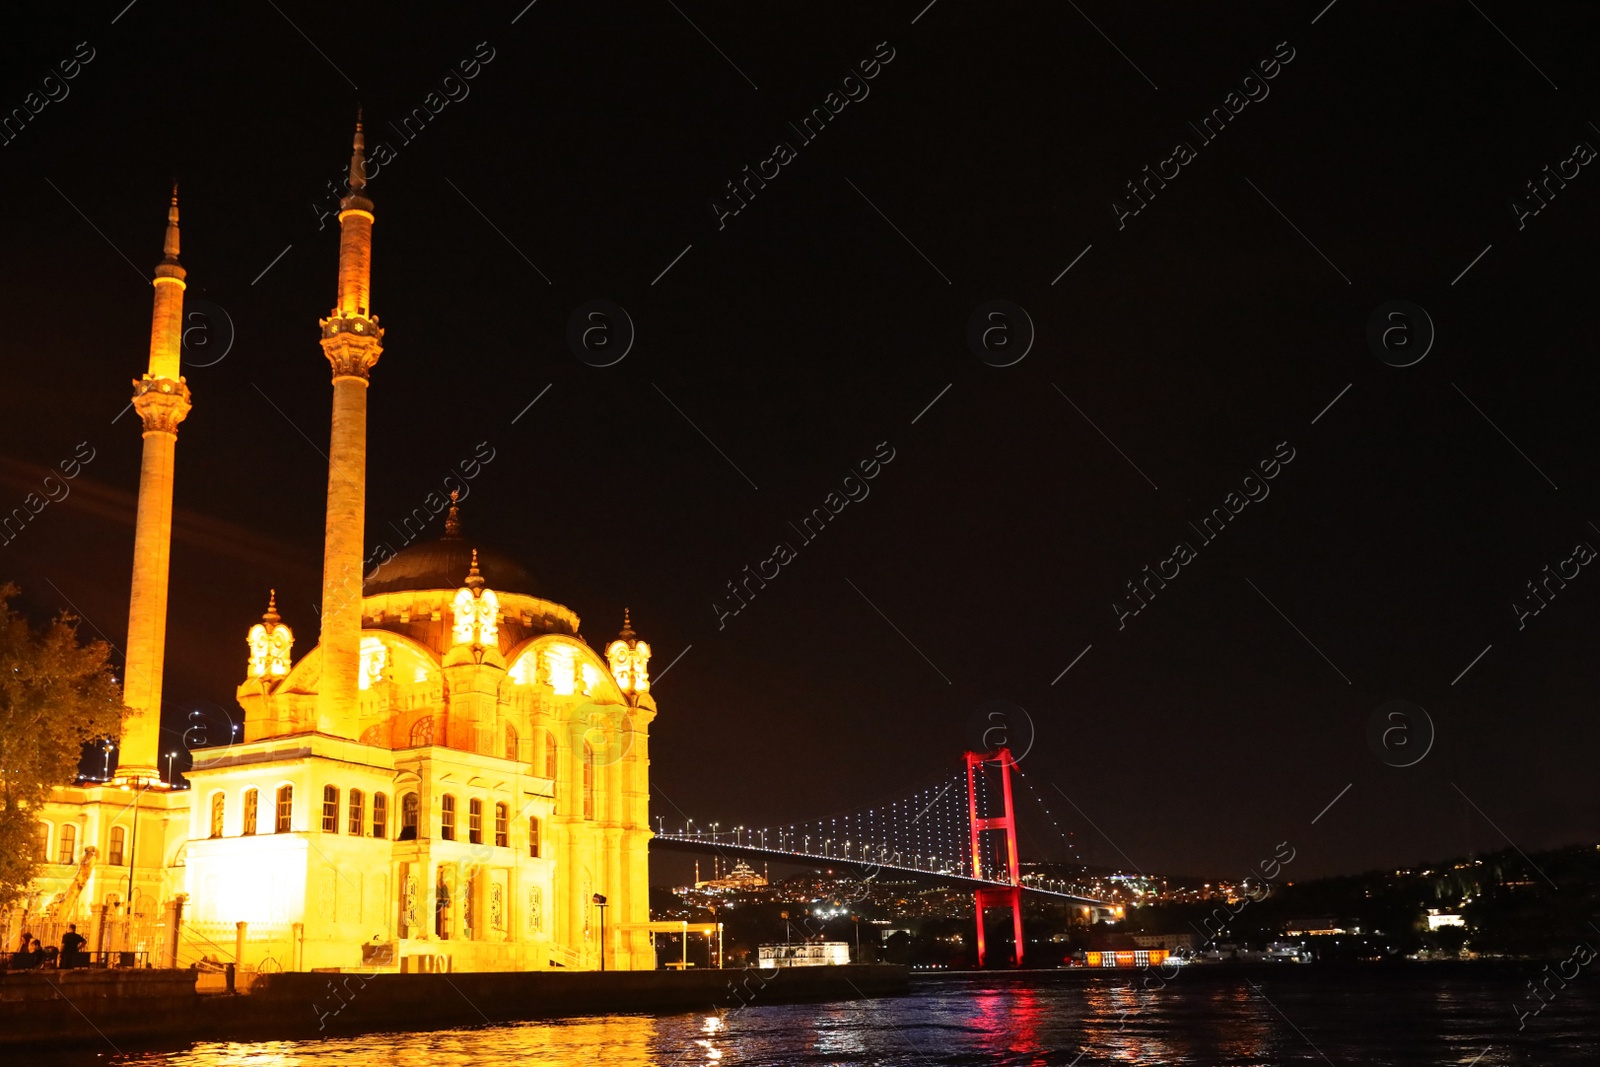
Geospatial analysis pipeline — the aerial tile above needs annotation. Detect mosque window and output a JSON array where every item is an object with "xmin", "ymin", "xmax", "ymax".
[
  {"xmin": 583, "ymin": 743, "xmax": 596, "ymax": 821},
  {"xmin": 468, "ymin": 798, "xmax": 484, "ymax": 844},
  {"xmin": 528, "ymin": 817, "xmax": 541, "ymax": 858},
  {"xmin": 373, "ymin": 793, "xmax": 389, "ymax": 838},
  {"xmin": 441, "ymin": 794, "xmax": 457, "ymax": 841},
  {"xmin": 545, "ymin": 731, "xmax": 558, "ymax": 779},
  {"xmin": 410, "ymin": 716, "xmax": 434, "ymax": 748},
  {"xmin": 57, "ymin": 824, "xmax": 77, "ymax": 865},
  {"xmin": 494, "ymin": 803, "xmax": 509, "ymax": 848},
  {"xmin": 504, "ymin": 723, "xmax": 519, "ymax": 762},
  {"xmin": 399, "ymin": 792, "xmax": 419, "ymax": 840},
  {"xmin": 34, "ymin": 824, "xmax": 48, "ymax": 862},
  {"xmin": 210, "ymin": 793, "xmax": 226, "ymax": 838},
  {"xmin": 435, "ymin": 868, "xmax": 452, "ymax": 940},
  {"xmin": 275, "ymin": 785, "xmax": 293, "ymax": 833},
  {"xmin": 108, "ymin": 826, "xmax": 126, "ymax": 866},
  {"xmin": 348, "ymin": 789, "xmax": 365, "ymax": 835},
  {"xmin": 322, "ymin": 786, "xmax": 340, "ymax": 833},
  {"xmin": 242, "ymin": 788, "xmax": 259, "ymax": 835}
]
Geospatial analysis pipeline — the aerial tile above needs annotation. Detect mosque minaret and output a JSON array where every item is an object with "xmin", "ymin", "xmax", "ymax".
[{"xmin": 119, "ymin": 187, "xmax": 191, "ymax": 782}]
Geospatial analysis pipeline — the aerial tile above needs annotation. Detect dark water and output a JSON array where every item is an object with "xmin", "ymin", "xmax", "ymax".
[{"xmin": 55, "ymin": 967, "xmax": 1600, "ymax": 1066}]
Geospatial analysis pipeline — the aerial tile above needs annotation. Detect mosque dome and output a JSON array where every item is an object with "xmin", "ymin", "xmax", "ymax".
[
  {"xmin": 363, "ymin": 537, "xmax": 535, "ymax": 596},
  {"xmin": 362, "ymin": 495, "xmax": 537, "ymax": 596}
]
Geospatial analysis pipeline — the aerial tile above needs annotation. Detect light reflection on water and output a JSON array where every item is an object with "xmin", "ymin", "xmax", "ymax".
[{"xmin": 67, "ymin": 969, "xmax": 1600, "ymax": 1067}]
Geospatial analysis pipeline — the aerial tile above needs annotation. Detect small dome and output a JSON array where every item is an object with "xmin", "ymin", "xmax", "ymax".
[{"xmin": 364, "ymin": 537, "xmax": 535, "ymax": 596}]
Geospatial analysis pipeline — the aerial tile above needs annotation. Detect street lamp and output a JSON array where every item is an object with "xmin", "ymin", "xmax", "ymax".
[
  {"xmin": 592, "ymin": 893, "xmax": 609, "ymax": 972},
  {"xmin": 123, "ymin": 772, "xmax": 165, "ymax": 927},
  {"xmin": 102, "ymin": 741, "xmax": 115, "ymax": 781},
  {"xmin": 165, "ymin": 751, "xmax": 177, "ymax": 784}
]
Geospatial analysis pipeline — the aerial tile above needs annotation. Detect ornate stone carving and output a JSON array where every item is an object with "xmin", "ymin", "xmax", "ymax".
[
  {"xmin": 403, "ymin": 873, "xmax": 418, "ymax": 933},
  {"xmin": 358, "ymin": 634, "xmax": 388, "ymax": 689},
  {"xmin": 452, "ymin": 585, "xmax": 499, "ymax": 647},
  {"xmin": 131, "ymin": 375, "xmax": 192, "ymax": 435},
  {"xmin": 247, "ymin": 590, "xmax": 294, "ymax": 678},
  {"xmin": 318, "ymin": 318, "xmax": 383, "ymax": 380},
  {"xmin": 528, "ymin": 885, "xmax": 542, "ymax": 933},
  {"xmin": 607, "ymin": 610, "xmax": 651, "ymax": 697}
]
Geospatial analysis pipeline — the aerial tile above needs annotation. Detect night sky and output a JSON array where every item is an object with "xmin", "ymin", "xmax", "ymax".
[{"xmin": 1, "ymin": 1, "xmax": 1597, "ymax": 884}]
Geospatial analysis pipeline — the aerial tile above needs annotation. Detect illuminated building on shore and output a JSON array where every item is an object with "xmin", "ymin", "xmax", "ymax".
[
  {"xmin": 14, "ymin": 123, "xmax": 658, "ymax": 973},
  {"xmin": 694, "ymin": 858, "xmax": 768, "ymax": 891}
]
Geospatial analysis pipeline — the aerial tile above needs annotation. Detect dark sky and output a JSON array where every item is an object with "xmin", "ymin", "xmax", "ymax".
[{"xmin": 1, "ymin": 1, "xmax": 1597, "ymax": 883}]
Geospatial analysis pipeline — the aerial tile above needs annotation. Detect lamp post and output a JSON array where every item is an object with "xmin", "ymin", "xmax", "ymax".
[
  {"xmin": 165, "ymin": 751, "xmax": 176, "ymax": 784},
  {"xmin": 124, "ymin": 773, "xmax": 162, "ymax": 924},
  {"xmin": 102, "ymin": 741, "xmax": 114, "ymax": 781},
  {"xmin": 592, "ymin": 893, "xmax": 608, "ymax": 972}
]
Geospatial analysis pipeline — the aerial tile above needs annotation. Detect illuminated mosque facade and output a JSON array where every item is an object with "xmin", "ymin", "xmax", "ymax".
[{"xmin": 16, "ymin": 123, "xmax": 659, "ymax": 973}]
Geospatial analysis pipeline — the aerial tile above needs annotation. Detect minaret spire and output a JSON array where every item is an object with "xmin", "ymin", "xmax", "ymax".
[
  {"xmin": 315, "ymin": 114, "xmax": 384, "ymax": 740},
  {"xmin": 120, "ymin": 187, "xmax": 194, "ymax": 781},
  {"xmin": 162, "ymin": 183, "xmax": 180, "ymax": 263},
  {"xmin": 348, "ymin": 109, "xmax": 367, "ymax": 197}
]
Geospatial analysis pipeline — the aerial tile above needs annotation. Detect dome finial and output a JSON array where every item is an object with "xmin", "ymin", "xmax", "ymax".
[
  {"xmin": 263, "ymin": 588, "xmax": 280, "ymax": 625},
  {"xmin": 619, "ymin": 608, "xmax": 636, "ymax": 639},
  {"xmin": 465, "ymin": 547, "xmax": 485, "ymax": 590},
  {"xmin": 444, "ymin": 489, "xmax": 461, "ymax": 538}
]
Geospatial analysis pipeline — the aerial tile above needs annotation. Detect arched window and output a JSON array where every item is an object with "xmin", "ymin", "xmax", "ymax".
[
  {"xmin": 322, "ymin": 786, "xmax": 340, "ymax": 833},
  {"xmin": 409, "ymin": 716, "xmax": 434, "ymax": 748},
  {"xmin": 57, "ymin": 824, "xmax": 77, "ymax": 865},
  {"xmin": 275, "ymin": 785, "xmax": 293, "ymax": 833},
  {"xmin": 348, "ymin": 789, "xmax": 365, "ymax": 835},
  {"xmin": 544, "ymin": 731, "xmax": 558, "ymax": 779},
  {"xmin": 504, "ymin": 723, "xmax": 519, "ymax": 762},
  {"xmin": 494, "ymin": 803, "xmax": 509, "ymax": 848},
  {"xmin": 435, "ymin": 868, "xmax": 452, "ymax": 939},
  {"xmin": 34, "ymin": 824, "xmax": 48, "ymax": 861},
  {"xmin": 242, "ymin": 788, "xmax": 259, "ymax": 836},
  {"xmin": 440, "ymin": 794, "xmax": 457, "ymax": 841},
  {"xmin": 399, "ymin": 792, "xmax": 419, "ymax": 840},
  {"xmin": 583, "ymin": 742, "xmax": 596, "ymax": 820},
  {"xmin": 372, "ymin": 792, "xmax": 389, "ymax": 838},
  {"xmin": 528, "ymin": 816, "xmax": 541, "ymax": 858},
  {"xmin": 108, "ymin": 826, "xmax": 126, "ymax": 866},
  {"xmin": 468, "ymin": 798, "xmax": 484, "ymax": 844},
  {"xmin": 209, "ymin": 793, "xmax": 226, "ymax": 838}
]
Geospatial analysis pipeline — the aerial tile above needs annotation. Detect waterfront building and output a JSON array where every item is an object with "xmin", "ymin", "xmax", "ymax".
[{"xmin": 11, "ymin": 123, "xmax": 658, "ymax": 973}]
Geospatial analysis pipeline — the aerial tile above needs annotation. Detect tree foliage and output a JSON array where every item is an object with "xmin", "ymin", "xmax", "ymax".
[{"xmin": 0, "ymin": 583, "xmax": 126, "ymax": 906}]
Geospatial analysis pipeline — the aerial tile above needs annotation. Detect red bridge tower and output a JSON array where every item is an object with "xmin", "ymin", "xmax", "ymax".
[{"xmin": 965, "ymin": 746, "xmax": 1024, "ymax": 967}]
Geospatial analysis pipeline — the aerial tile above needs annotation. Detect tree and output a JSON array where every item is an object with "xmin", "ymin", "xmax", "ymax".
[{"xmin": 0, "ymin": 584, "xmax": 126, "ymax": 906}]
